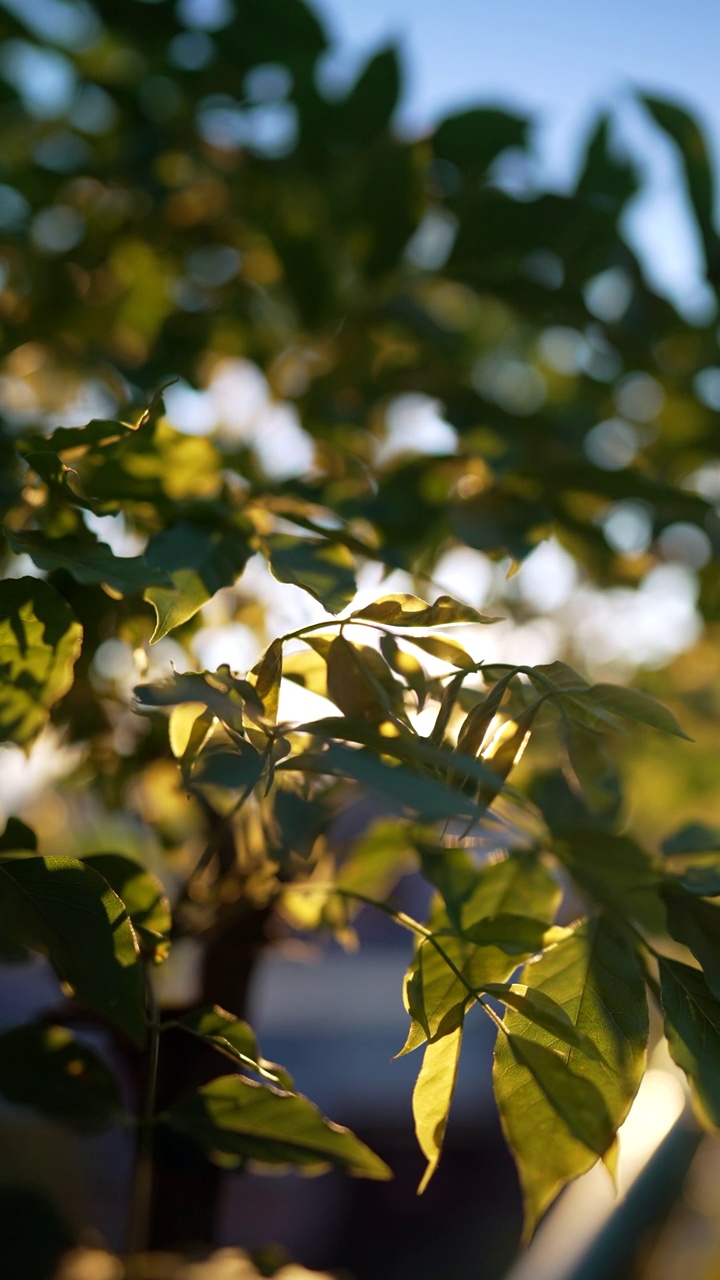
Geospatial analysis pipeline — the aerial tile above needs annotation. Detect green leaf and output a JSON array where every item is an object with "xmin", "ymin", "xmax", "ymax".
[
  {"xmin": 135, "ymin": 668, "xmax": 262, "ymax": 734},
  {"xmin": 0, "ymin": 856, "xmax": 145, "ymax": 1046},
  {"xmin": 172, "ymin": 1006, "xmax": 293, "ymax": 1089},
  {"xmin": 81, "ymin": 853, "xmax": 171, "ymax": 962},
  {"xmin": 434, "ymin": 107, "xmax": 528, "ymax": 174},
  {"xmin": 265, "ymin": 535, "xmax": 356, "ymax": 615},
  {"xmin": 163, "ymin": 1074, "xmax": 392, "ymax": 1179},
  {"xmin": 582, "ymin": 683, "xmax": 691, "ymax": 740},
  {"xmin": 0, "ymin": 577, "xmax": 82, "ymax": 746},
  {"xmin": 503, "ymin": 1034, "xmax": 614, "ymax": 1154},
  {"xmin": 563, "ymin": 721, "xmax": 622, "ymax": 818},
  {"xmin": 352, "ymin": 593, "xmax": 496, "ymax": 628},
  {"xmin": 279, "ymin": 740, "xmax": 486, "ymax": 823},
  {"xmin": 420, "ymin": 849, "xmax": 560, "ymax": 935},
  {"xmin": 245, "ymin": 639, "xmax": 283, "ymax": 738},
  {"xmin": 413, "ymin": 1016, "xmax": 463, "ymax": 1193},
  {"xmin": 335, "ymin": 819, "xmax": 416, "ymax": 901},
  {"xmin": 326, "ymin": 637, "xmax": 404, "ymax": 724},
  {"xmin": 641, "ymin": 96, "xmax": 720, "ymax": 278},
  {"xmin": 664, "ymin": 885, "xmax": 720, "ymax": 1002},
  {"xmin": 553, "ymin": 831, "xmax": 664, "ymax": 931},
  {"xmin": 144, "ymin": 521, "xmax": 253, "ymax": 642},
  {"xmin": 659, "ymin": 957, "xmax": 720, "ymax": 1127},
  {"xmin": 402, "ymin": 633, "xmax": 478, "ymax": 671},
  {"xmin": 493, "ymin": 918, "xmax": 648, "ymax": 1237},
  {"xmin": 480, "ymin": 984, "xmax": 601, "ymax": 1058},
  {"xmin": 6, "ymin": 530, "xmax": 171, "ymax": 598},
  {"xmin": 190, "ymin": 743, "xmax": 265, "ymax": 795},
  {"xmin": 0, "ymin": 1024, "xmax": 124, "ymax": 1132},
  {"xmin": 668, "ymin": 865, "xmax": 720, "ymax": 897},
  {"xmin": 0, "ymin": 817, "xmax": 37, "ymax": 853},
  {"xmin": 380, "ymin": 634, "xmax": 428, "ymax": 708},
  {"xmin": 661, "ymin": 823, "xmax": 720, "ymax": 855}
]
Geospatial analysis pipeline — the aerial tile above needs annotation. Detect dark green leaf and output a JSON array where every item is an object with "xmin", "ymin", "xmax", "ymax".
[
  {"xmin": 664, "ymin": 885, "xmax": 720, "ymax": 1002},
  {"xmin": 661, "ymin": 823, "xmax": 720, "ymax": 855},
  {"xmin": 145, "ymin": 521, "xmax": 253, "ymax": 642},
  {"xmin": 135, "ymin": 668, "xmax": 262, "ymax": 733},
  {"xmin": 0, "ymin": 817, "xmax": 37, "ymax": 853},
  {"xmin": 81, "ymin": 853, "xmax": 171, "ymax": 962},
  {"xmin": 0, "ymin": 856, "xmax": 145, "ymax": 1046},
  {"xmin": 0, "ymin": 577, "xmax": 82, "ymax": 746},
  {"xmin": 659, "ymin": 957, "xmax": 720, "ymax": 1127},
  {"xmin": 164, "ymin": 1074, "xmax": 392, "ymax": 1179},
  {"xmin": 641, "ymin": 96, "xmax": 720, "ymax": 279},
  {"xmin": 265, "ymin": 535, "xmax": 356, "ymax": 615},
  {"xmin": 6, "ymin": 530, "xmax": 171, "ymax": 598},
  {"xmin": 172, "ymin": 1006, "xmax": 293, "ymax": 1089},
  {"xmin": 0, "ymin": 1024, "xmax": 123, "ymax": 1132},
  {"xmin": 191, "ymin": 744, "xmax": 264, "ymax": 794},
  {"xmin": 583, "ymin": 684, "xmax": 691, "ymax": 740}
]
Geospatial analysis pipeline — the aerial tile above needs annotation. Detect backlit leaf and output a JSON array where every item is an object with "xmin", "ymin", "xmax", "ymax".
[
  {"xmin": 353, "ymin": 593, "xmax": 496, "ymax": 628},
  {"xmin": 0, "ymin": 577, "xmax": 82, "ymax": 746},
  {"xmin": 265, "ymin": 535, "xmax": 356, "ymax": 615},
  {"xmin": 164, "ymin": 1074, "xmax": 392, "ymax": 1179},
  {"xmin": 172, "ymin": 1006, "xmax": 293, "ymax": 1089},
  {"xmin": 6, "ymin": 530, "xmax": 171, "ymax": 598},
  {"xmin": 413, "ymin": 1016, "xmax": 463, "ymax": 1193},
  {"xmin": 493, "ymin": 918, "xmax": 648, "ymax": 1237},
  {"xmin": 81, "ymin": 852, "xmax": 171, "ymax": 963},
  {"xmin": 0, "ymin": 856, "xmax": 145, "ymax": 1045},
  {"xmin": 144, "ymin": 521, "xmax": 253, "ymax": 642}
]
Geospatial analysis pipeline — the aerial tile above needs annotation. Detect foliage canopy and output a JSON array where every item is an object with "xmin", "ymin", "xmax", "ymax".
[{"xmin": 2, "ymin": 0, "xmax": 720, "ymax": 1259}]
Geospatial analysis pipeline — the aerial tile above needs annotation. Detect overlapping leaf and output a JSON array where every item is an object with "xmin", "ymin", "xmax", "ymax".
[
  {"xmin": 493, "ymin": 918, "xmax": 648, "ymax": 1236},
  {"xmin": 0, "ymin": 578, "xmax": 82, "ymax": 746},
  {"xmin": 164, "ymin": 1075, "xmax": 392, "ymax": 1179}
]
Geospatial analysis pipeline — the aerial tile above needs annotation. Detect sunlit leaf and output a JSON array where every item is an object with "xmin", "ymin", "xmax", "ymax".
[
  {"xmin": 135, "ymin": 668, "xmax": 262, "ymax": 734},
  {"xmin": 0, "ymin": 856, "xmax": 145, "ymax": 1046},
  {"xmin": 0, "ymin": 577, "xmax": 82, "ymax": 746},
  {"xmin": 326, "ymin": 636, "xmax": 403, "ymax": 724},
  {"xmin": 81, "ymin": 852, "xmax": 171, "ymax": 963},
  {"xmin": 352, "ymin": 593, "xmax": 496, "ymax": 628},
  {"xmin": 172, "ymin": 1006, "xmax": 293, "ymax": 1089},
  {"xmin": 164, "ymin": 1075, "xmax": 392, "ymax": 1179},
  {"xmin": 480, "ymin": 984, "xmax": 601, "ymax": 1058},
  {"xmin": 493, "ymin": 918, "xmax": 648, "ymax": 1237},
  {"xmin": 413, "ymin": 1017, "xmax": 463, "ymax": 1193}
]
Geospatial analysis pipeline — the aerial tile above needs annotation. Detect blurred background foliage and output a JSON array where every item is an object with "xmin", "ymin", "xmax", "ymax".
[{"xmin": 4, "ymin": 0, "xmax": 720, "ymax": 1276}]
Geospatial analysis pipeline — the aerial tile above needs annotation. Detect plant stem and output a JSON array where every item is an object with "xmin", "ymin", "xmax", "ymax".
[{"xmin": 126, "ymin": 972, "xmax": 161, "ymax": 1263}]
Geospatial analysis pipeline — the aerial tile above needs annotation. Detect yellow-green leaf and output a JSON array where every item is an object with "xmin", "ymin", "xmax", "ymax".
[
  {"xmin": 0, "ymin": 578, "xmax": 82, "ymax": 746},
  {"xmin": 493, "ymin": 918, "xmax": 647, "ymax": 1238},
  {"xmin": 413, "ymin": 1017, "xmax": 464, "ymax": 1193}
]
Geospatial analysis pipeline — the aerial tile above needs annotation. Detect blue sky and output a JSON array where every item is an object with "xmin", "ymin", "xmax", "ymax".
[{"xmin": 314, "ymin": 0, "xmax": 720, "ymax": 313}]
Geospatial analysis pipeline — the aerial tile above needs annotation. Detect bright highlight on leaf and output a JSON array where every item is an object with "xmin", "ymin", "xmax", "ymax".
[{"xmin": 0, "ymin": 577, "xmax": 82, "ymax": 746}]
